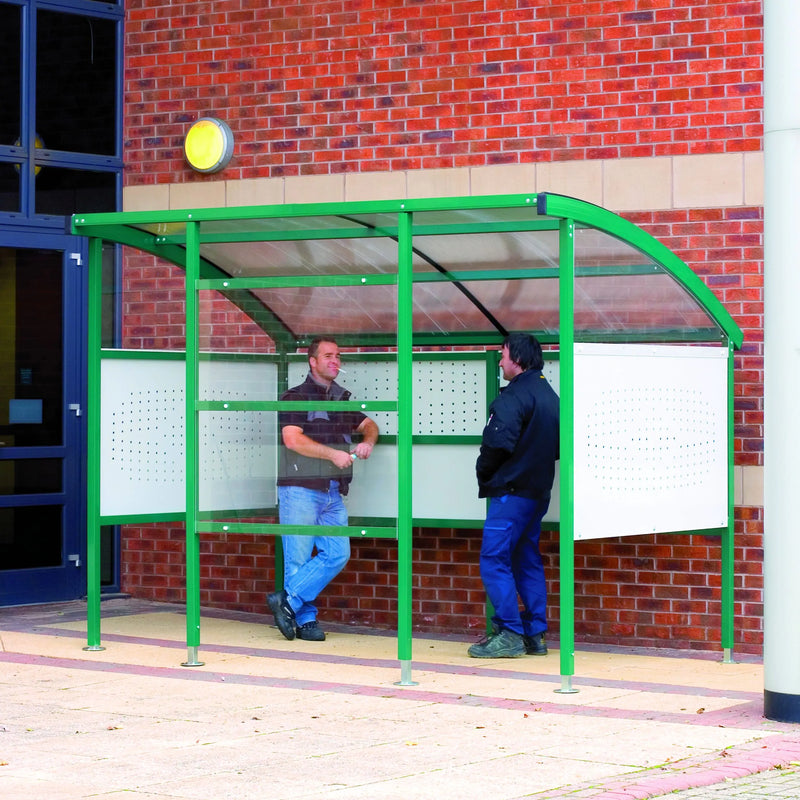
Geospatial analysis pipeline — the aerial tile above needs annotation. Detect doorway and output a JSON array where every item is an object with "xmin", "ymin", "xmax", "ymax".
[{"xmin": 0, "ymin": 237, "xmax": 87, "ymax": 604}]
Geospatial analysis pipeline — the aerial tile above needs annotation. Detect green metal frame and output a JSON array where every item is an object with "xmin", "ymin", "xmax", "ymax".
[{"xmin": 74, "ymin": 192, "xmax": 743, "ymax": 686}]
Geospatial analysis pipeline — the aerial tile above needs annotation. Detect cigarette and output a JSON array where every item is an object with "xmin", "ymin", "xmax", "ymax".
[{"xmin": 337, "ymin": 368, "xmax": 347, "ymax": 374}]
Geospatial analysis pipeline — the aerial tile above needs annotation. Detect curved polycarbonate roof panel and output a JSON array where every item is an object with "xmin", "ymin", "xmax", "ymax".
[{"xmin": 72, "ymin": 193, "xmax": 742, "ymax": 349}]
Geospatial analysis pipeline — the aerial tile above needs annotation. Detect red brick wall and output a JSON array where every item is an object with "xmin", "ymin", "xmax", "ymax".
[
  {"xmin": 120, "ymin": 520, "xmax": 762, "ymax": 655},
  {"xmin": 124, "ymin": 0, "xmax": 762, "ymax": 180},
  {"xmin": 118, "ymin": 0, "xmax": 765, "ymax": 653}
]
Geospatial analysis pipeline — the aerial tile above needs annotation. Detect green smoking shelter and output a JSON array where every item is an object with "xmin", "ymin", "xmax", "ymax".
[{"xmin": 72, "ymin": 192, "xmax": 743, "ymax": 691}]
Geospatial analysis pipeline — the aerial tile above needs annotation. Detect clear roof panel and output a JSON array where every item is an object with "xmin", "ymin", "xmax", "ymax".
[{"xmin": 81, "ymin": 194, "xmax": 741, "ymax": 347}]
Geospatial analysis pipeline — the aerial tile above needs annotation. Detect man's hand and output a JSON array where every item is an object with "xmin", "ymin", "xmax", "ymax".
[
  {"xmin": 352, "ymin": 417, "xmax": 379, "ymax": 460},
  {"xmin": 352, "ymin": 441, "xmax": 374, "ymax": 460},
  {"xmin": 330, "ymin": 449, "xmax": 354, "ymax": 470}
]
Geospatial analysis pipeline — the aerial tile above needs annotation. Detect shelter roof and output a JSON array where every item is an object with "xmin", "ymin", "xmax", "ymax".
[{"xmin": 72, "ymin": 193, "xmax": 743, "ymax": 349}]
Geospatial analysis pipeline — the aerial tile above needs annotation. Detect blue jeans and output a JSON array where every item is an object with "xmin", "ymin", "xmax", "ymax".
[
  {"xmin": 278, "ymin": 482, "xmax": 350, "ymax": 626},
  {"xmin": 480, "ymin": 494, "xmax": 550, "ymax": 637}
]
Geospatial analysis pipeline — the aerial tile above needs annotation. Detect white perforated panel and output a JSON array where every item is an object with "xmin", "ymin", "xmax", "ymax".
[
  {"xmin": 413, "ymin": 360, "xmax": 486, "ymax": 435},
  {"xmin": 289, "ymin": 357, "xmax": 487, "ymax": 435},
  {"xmin": 343, "ymin": 444, "xmax": 487, "ymax": 521},
  {"xmin": 101, "ymin": 357, "xmax": 278, "ymax": 517},
  {"xmin": 573, "ymin": 343, "xmax": 728, "ymax": 540}
]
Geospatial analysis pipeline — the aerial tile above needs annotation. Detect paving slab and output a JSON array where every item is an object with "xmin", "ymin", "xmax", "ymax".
[{"xmin": 1, "ymin": 598, "xmax": 799, "ymax": 800}]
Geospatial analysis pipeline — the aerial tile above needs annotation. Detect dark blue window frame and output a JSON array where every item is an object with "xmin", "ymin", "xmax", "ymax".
[{"xmin": 0, "ymin": 0, "xmax": 124, "ymax": 227}]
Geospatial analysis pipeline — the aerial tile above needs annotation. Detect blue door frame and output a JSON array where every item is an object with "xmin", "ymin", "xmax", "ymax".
[{"xmin": 0, "ymin": 228, "xmax": 88, "ymax": 605}]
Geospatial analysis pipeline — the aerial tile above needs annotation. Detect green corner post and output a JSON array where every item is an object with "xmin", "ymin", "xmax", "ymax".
[
  {"xmin": 183, "ymin": 219, "xmax": 204, "ymax": 667},
  {"xmin": 395, "ymin": 209, "xmax": 417, "ymax": 686},
  {"xmin": 84, "ymin": 235, "xmax": 105, "ymax": 652},
  {"xmin": 483, "ymin": 348, "xmax": 501, "ymax": 631},
  {"xmin": 556, "ymin": 218, "xmax": 578, "ymax": 694},
  {"xmin": 721, "ymin": 338, "xmax": 736, "ymax": 663}
]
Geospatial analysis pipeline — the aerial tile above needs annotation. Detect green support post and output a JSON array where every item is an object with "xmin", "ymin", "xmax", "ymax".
[
  {"xmin": 482, "ymin": 348, "xmax": 501, "ymax": 631},
  {"xmin": 183, "ymin": 220, "xmax": 204, "ymax": 667},
  {"xmin": 395, "ymin": 210, "xmax": 416, "ymax": 686},
  {"xmin": 556, "ymin": 218, "xmax": 578, "ymax": 694},
  {"xmin": 84, "ymin": 236, "xmax": 105, "ymax": 652},
  {"xmin": 721, "ymin": 339, "xmax": 735, "ymax": 663}
]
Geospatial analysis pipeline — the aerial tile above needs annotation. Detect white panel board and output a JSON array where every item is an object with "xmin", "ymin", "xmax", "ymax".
[
  {"xmin": 573, "ymin": 343, "xmax": 728, "ymax": 540},
  {"xmin": 101, "ymin": 356, "xmax": 277, "ymax": 517},
  {"xmin": 289, "ymin": 357, "xmax": 488, "ymax": 435},
  {"xmin": 103, "ymin": 352, "xmax": 562, "ymax": 525},
  {"xmin": 344, "ymin": 444, "xmax": 486, "ymax": 521}
]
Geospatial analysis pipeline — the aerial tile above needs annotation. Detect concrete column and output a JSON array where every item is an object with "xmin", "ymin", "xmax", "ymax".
[{"xmin": 763, "ymin": 0, "xmax": 800, "ymax": 721}]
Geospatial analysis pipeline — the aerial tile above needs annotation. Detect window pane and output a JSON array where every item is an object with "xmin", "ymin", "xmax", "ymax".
[
  {"xmin": 0, "ymin": 4, "xmax": 21, "ymax": 145},
  {"xmin": 36, "ymin": 11, "xmax": 116, "ymax": 156},
  {"xmin": 35, "ymin": 166, "xmax": 116, "ymax": 216},
  {"xmin": 0, "ymin": 162, "xmax": 20, "ymax": 213},
  {"xmin": 0, "ymin": 505, "xmax": 62, "ymax": 569},
  {"xmin": 0, "ymin": 459, "xmax": 62, "ymax": 495},
  {"xmin": 0, "ymin": 248, "xmax": 63, "ymax": 447}
]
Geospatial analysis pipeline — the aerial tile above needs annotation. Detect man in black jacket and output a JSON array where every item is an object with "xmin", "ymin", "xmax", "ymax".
[{"xmin": 469, "ymin": 333, "xmax": 560, "ymax": 658}]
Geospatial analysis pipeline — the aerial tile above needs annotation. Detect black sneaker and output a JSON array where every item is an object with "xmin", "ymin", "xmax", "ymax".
[
  {"xmin": 468, "ymin": 629, "xmax": 525, "ymax": 658},
  {"xmin": 267, "ymin": 590, "xmax": 296, "ymax": 641},
  {"xmin": 296, "ymin": 621, "xmax": 326, "ymax": 641},
  {"xmin": 523, "ymin": 632, "xmax": 548, "ymax": 656}
]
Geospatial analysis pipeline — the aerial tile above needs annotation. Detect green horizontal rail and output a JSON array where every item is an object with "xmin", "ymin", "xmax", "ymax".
[
  {"xmin": 198, "ymin": 274, "xmax": 398, "ymax": 290},
  {"xmin": 197, "ymin": 400, "xmax": 397, "ymax": 412},
  {"xmin": 198, "ymin": 522, "xmax": 398, "ymax": 538}
]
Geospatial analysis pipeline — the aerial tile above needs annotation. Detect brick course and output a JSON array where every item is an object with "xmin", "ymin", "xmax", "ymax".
[
  {"xmin": 120, "ymin": 517, "xmax": 763, "ymax": 655},
  {"xmin": 124, "ymin": 0, "xmax": 762, "ymax": 180}
]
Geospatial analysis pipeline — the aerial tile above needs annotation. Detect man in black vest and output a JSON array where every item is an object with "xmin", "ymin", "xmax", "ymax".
[{"xmin": 268, "ymin": 337, "xmax": 379, "ymax": 643}]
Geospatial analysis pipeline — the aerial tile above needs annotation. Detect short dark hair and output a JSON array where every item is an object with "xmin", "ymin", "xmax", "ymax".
[
  {"xmin": 307, "ymin": 336, "xmax": 338, "ymax": 362},
  {"xmin": 503, "ymin": 333, "xmax": 544, "ymax": 371}
]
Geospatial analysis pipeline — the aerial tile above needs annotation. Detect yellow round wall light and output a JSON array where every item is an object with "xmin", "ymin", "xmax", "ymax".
[{"xmin": 184, "ymin": 117, "xmax": 234, "ymax": 174}]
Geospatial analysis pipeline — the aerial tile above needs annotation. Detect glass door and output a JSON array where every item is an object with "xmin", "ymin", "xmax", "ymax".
[{"xmin": 0, "ymin": 235, "xmax": 86, "ymax": 604}]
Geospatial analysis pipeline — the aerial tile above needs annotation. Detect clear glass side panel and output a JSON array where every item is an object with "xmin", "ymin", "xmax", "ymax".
[
  {"xmin": 196, "ymin": 286, "xmax": 398, "ymax": 523},
  {"xmin": 101, "ymin": 242, "xmax": 117, "ymax": 348},
  {"xmin": 120, "ymin": 248, "xmax": 186, "ymax": 350},
  {"xmin": 573, "ymin": 273, "xmax": 720, "ymax": 337},
  {"xmin": 198, "ymin": 408, "xmax": 279, "ymax": 517},
  {"xmin": 573, "ymin": 227, "xmax": 722, "ymax": 339}
]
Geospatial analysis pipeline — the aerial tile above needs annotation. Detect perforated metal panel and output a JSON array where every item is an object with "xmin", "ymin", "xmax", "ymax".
[
  {"xmin": 101, "ymin": 357, "xmax": 278, "ymax": 517},
  {"xmin": 289, "ymin": 357, "xmax": 487, "ymax": 436},
  {"xmin": 573, "ymin": 343, "xmax": 728, "ymax": 539},
  {"xmin": 289, "ymin": 356, "xmax": 490, "ymax": 520},
  {"xmin": 100, "ymin": 347, "xmax": 728, "ymax": 536}
]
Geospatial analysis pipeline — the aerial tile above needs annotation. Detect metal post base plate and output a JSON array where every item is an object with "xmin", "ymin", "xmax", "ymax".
[
  {"xmin": 181, "ymin": 646, "xmax": 205, "ymax": 667},
  {"xmin": 393, "ymin": 660, "xmax": 418, "ymax": 686},
  {"xmin": 554, "ymin": 675, "xmax": 579, "ymax": 694}
]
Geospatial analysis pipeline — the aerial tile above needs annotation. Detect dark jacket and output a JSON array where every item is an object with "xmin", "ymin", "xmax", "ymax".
[
  {"xmin": 476, "ymin": 368, "xmax": 560, "ymax": 499},
  {"xmin": 277, "ymin": 373, "xmax": 366, "ymax": 495}
]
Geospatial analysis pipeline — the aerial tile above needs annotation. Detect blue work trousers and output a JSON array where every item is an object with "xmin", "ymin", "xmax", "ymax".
[
  {"xmin": 480, "ymin": 493, "xmax": 550, "ymax": 636},
  {"xmin": 278, "ymin": 482, "xmax": 350, "ymax": 627}
]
